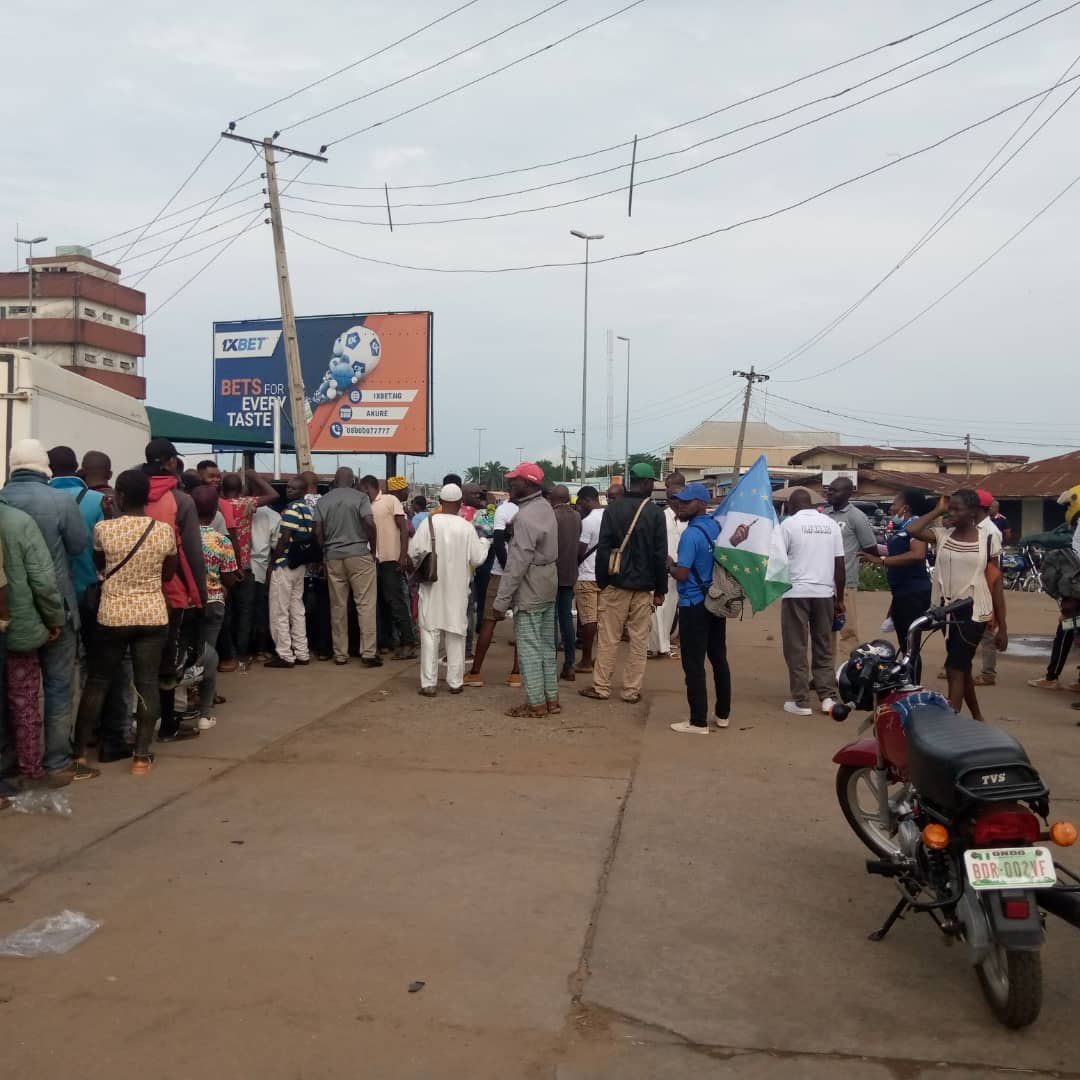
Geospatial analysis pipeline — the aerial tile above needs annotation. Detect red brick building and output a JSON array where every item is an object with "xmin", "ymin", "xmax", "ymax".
[{"xmin": 0, "ymin": 248, "xmax": 146, "ymax": 399}]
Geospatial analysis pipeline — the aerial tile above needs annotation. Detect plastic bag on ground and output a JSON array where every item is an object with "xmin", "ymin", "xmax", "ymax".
[
  {"xmin": 9, "ymin": 790, "xmax": 72, "ymax": 816},
  {"xmin": 0, "ymin": 911, "xmax": 102, "ymax": 957}
]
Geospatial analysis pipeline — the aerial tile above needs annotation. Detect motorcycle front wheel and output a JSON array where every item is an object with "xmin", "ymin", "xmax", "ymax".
[
  {"xmin": 835, "ymin": 765, "xmax": 904, "ymax": 859},
  {"xmin": 976, "ymin": 945, "xmax": 1042, "ymax": 1029}
]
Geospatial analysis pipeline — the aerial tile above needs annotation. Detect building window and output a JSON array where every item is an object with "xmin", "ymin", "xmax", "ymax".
[
  {"xmin": 101, "ymin": 312, "xmax": 113, "ymax": 322},
  {"xmin": 119, "ymin": 316, "xmax": 131, "ymax": 327},
  {"xmin": 119, "ymin": 359, "xmax": 133, "ymax": 371},
  {"xmin": 831, "ymin": 463, "xmax": 846, "ymax": 470},
  {"xmin": 83, "ymin": 307, "xmax": 97, "ymax": 318},
  {"xmin": 102, "ymin": 357, "xmax": 115, "ymax": 367},
  {"xmin": 84, "ymin": 353, "xmax": 97, "ymax": 364},
  {"xmin": 9, "ymin": 305, "xmax": 35, "ymax": 315},
  {"xmin": 0, "ymin": 306, "xmax": 5, "ymax": 319}
]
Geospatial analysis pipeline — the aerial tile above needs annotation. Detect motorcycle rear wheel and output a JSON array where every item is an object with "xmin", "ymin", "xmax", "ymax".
[
  {"xmin": 975, "ymin": 945, "xmax": 1042, "ymax": 1029},
  {"xmin": 835, "ymin": 765, "xmax": 904, "ymax": 859}
]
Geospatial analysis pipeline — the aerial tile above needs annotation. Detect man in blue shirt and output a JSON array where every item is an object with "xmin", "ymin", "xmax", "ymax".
[{"xmin": 665, "ymin": 482, "xmax": 730, "ymax": 735}]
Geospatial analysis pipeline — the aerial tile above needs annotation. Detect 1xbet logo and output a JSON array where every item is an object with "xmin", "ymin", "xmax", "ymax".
[{"xmin": 221, "ymin": 336, "xmax": 269, "ymax": 352}]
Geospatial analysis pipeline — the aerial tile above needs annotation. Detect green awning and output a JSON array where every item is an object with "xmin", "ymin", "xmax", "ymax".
[{"xmin": 145, "ymin": 406, "xmax": 293, "ymax": 450}]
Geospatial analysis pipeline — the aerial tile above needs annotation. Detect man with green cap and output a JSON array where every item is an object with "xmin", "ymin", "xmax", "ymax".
[{"xmin": 581, "ymin": 463, "xmax": 668, "ymax": 705}]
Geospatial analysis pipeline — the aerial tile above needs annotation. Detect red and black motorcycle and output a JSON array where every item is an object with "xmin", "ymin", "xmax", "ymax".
[{"xmin": 831, "ymin": 597, "xmax": 1080, "ymax": 1028}]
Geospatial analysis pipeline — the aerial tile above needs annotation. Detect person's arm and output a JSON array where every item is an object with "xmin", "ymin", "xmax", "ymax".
[
  {"xmin": 650, "ymin": 506, "xmax": 667, "ymax": 601},
  {"xmin": 175, "ymin": 493, "xmax": 208, "ymax": 603},
  {"xmin": 834, "ymin": 557, "xmax": 846, "ymax": 608},
  {"xmin": 854, "ymin": 509, "xmax": 878, "ymax": 558},
  {"xmin": 468, "ymin": 529, "xmax": 490, "ymax": 570},
  {"xmin": 395, "ymin": 502, "xmax": 411, "ymax": 571},
  {"xmin": 863, "ymin": 537, "xmax": 928, "ymax": 568},
  {"xmin": 249, "ymin": 475, "xmax": 279, "ymax": 508},
  {"xmin": 907, "ymin": 494, "xmax": 948, "ymax": 543},
  {"xmin": 991, "ymin": 570, "xmax": 1008, "ymax": 651},
  {"xmin": 361, "ymin": 512, "xmax": 377, "ymax": 553},
  {"xmin": 23, "ymin": 527, "xmax": 65, "ymax": 632},
  {"xmin": 162, "ymin": 553, "xmax": 178, "ymax": 582},
  {"xmin": 60, "ymin": 494, "xmax": 88, "ymax": 557},
  {"xmin": 670, "ymin": 526, "xmax": 694, "ymax": 584},
  {"xmin": 313, "ymin": 501, "xmax": 326, "ymax": 549},
  {"xmin": 493, "ymin": 528, "xmax": 510, "ymax": 570},
  {"xmin": 494, "ymin": 516, "xmax": 537, "ymax": 616},
  {"xmin": 407, "ymin": 517, "xmax": 432, "ymax": 567},
  {"xmin": 220, "ymin": 537, "xmax": 239, "ymax": 593},
  {"xmin": 596, "ymin": 508, "xmax": 619, "ymax": 589}
]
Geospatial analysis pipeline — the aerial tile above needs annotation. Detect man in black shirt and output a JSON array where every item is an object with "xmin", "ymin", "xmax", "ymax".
[{"xmin": 580, "ymin": 463, "xmax": 667, "ymax": 704}]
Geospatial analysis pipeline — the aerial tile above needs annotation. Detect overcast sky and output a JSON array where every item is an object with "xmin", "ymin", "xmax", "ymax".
[{"xmin": 4, "ymin": 0, "xmax": 1078, "ymax": 479}]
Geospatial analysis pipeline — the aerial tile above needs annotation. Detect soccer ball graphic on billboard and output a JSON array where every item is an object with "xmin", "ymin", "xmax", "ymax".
[{"xmin": 310, "ymin": 325, "xmax": 382, "ymax": 405}]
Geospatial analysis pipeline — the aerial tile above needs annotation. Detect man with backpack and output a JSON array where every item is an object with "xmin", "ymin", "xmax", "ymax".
[
  {"xmin": 665, "ymin": 483, "xmax": 730, "ymax": 734},
  {"xmin": 580, "ymin": 463, "xmax": 667, "ymax": 705},
  {"xmin": 266, "ymin": 475, "xmax": 317, "ymax": 669}
]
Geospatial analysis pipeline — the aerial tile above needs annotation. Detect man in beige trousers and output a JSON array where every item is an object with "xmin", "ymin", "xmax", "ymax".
[{"xmin": 313, "ymin": 467, "xmax": 380, "ymax": 667}]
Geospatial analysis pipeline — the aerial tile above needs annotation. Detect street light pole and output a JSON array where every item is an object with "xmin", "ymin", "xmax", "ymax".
[
  {"xmin": 474, "ymin": 427, "xmax": 486, "ymax": 486},
  {"xmin": 14, "ymin": 235, "xmax": 47, "ymax": 353},
  {"xmin": 571, "ymin": 230, "xmax": 603, "ymax": 484},
  {"xmin": 515, "ymin": 446, "xmax": 524, "ymax": 464},
  {"xmin": 616, "ymin": 334, "xmax": 631, "ymax": 476}
]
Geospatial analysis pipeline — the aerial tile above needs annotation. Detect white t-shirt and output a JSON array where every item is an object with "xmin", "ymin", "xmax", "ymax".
[
  {"xmin": 663, "ymin": 505, "xmax": 686, "ymax": 560},
  {"xmin": 577, "ymin": 508, "xmax": 604, "ymax": 582},
  {"xmin": 781, "ymin": 509, "xmax": 845, "ymax": 599},
  {"xmin": 489, "ymin": 500, "xmax": 520, "ymax": 577}
]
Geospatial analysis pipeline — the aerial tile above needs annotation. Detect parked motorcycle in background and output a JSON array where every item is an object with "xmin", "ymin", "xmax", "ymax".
[{"xmin": 830, "ymin": 598, "xmax": 1080, "ymax": 1028}]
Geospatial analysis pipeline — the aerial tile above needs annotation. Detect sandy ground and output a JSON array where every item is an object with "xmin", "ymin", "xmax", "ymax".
[{"xmin": 2, "ymin": 590, "xmax": 1079, "ymax": 1079}]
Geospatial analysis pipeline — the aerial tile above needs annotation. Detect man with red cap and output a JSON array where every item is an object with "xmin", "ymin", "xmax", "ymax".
[{"xmin": 490, "ymin": 462, "xmax": 559, "ymax": 718}]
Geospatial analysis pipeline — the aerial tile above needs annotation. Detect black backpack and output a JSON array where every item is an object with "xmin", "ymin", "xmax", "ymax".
[{"xmin": 1041, "ymin": 547, "xmax": 1080, "ymax": 600}]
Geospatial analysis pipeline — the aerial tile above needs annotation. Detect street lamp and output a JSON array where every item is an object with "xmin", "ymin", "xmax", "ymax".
[
  {"xmin": 616, "ymin": 334, "xmax": 631, "ymax": 477},
  {"xmin": 515, "ymin": 446, "xmax": 524, "ymax": 464},
  {"xmin": 474, "ymin": 427, "xmax": 486, "ymax": 487},
  {"xmin": 570, "ymin": 229, "xmax": 603, "ymax": 484},
  {"xmin": 14, "ymin": 235, "xmax": 47, "ymax": 353}
]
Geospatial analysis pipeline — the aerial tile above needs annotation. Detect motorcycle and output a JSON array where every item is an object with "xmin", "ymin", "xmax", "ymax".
[
  {"xmin": 1002, "ymin": 545, "xmax": 1042, "ymax": 593},
  {"xmin": 830, "ymin": 597, "xmax": 1080, "ymax": 1028}
]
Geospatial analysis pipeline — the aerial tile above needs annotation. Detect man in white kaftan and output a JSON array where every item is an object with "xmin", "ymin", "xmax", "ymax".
[{"xmin": 408, "ymin": 484, "xmax": 490, "ymax": 694}]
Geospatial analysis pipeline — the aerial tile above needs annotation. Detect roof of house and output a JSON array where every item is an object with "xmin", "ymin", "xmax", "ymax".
[
  {"xmin": 788, "ymin": 444, "xmax": 1028, "ymax": 466},
  {"xmin": 672, "ymin": 421, "xmax": 837, "ymax": 449},
  {"xmin": 974, "ymin": 450, "xmax": 1080, "ymax": 498},
  {"xmin": 855, "ymin": 469, "xmax": 958, "ymax": 495},
  {"xmin": 902, "ymin": 447, "xmax": 1029, "ymax": 464}
]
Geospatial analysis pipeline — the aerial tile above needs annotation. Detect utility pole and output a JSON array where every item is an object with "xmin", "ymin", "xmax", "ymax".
[
  {"xmin": 222, "ymin": 130, "xmax": 327, "ymax": 474},
  {"xmin": 964, "ymin": 433, "xmax": 972, "ymax": 480},
  {"xmin": 474, "ymin": 427, "xmax": 486, "ymax": 486},
  {"xmin": 730, "ymin": 366, "xmax": 770, "ymax": 485},
  {"xmin": 555, "ymin": 427, "xmax": 576, "ymax": 483},
  {"xmin": 515, "ymin": 446, "xmax": 525, "ymax": 464}
]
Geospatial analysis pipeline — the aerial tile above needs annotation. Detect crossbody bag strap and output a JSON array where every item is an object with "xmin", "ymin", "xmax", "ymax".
[
  {"xmin": 615, "ymin": 498, "xmax": 650, "ymax": 560},
  {"xmin": 104, "ymin": 519, "xmax": 156, "ymax": 582},
  {"xmin": 76, "ymin": 487, "xmax": 87, "ymax": 506}
]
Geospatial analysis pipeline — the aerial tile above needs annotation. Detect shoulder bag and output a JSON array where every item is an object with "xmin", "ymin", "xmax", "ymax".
[
  {"xmin": 607, "ymin": 498, "xmax": 650, "ymax": 578},
  {"xmin": 84, "ymin": 518, "xmax": 157, "ymax": 616},
  {"xmin": 688, "ymin": 519, "xmax": 745, "ymax": 619},
  {"xmin": 413, "ymin": 513, "xmax": 438, "ymax": 584}
]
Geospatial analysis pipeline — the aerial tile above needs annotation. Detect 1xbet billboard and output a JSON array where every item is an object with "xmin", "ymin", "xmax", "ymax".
[{"xmin": 213, "ymin": 311, "xmax": 433, "ymax": 454}]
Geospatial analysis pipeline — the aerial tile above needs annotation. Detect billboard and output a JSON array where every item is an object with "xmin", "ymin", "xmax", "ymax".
[{"xmin": 213, "ymin": 311, "xmax": 432, "ymax": 454}]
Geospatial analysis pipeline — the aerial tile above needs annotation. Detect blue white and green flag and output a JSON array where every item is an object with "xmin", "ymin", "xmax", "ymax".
[{"xmin": 713, "ymin": 455, "xmax": 791, "ymax": 612}]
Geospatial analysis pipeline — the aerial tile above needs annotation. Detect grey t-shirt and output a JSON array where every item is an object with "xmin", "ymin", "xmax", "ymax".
[
  {"xmin": 314, "ymin": 487, "xmax": 373, "ymax": 559},
  {"xmin": 823, "ymin": 503, "xmax": 876, "ymax": 589}
]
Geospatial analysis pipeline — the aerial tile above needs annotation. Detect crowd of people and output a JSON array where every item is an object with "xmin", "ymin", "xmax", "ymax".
[{"xmin": 1, "ymin": 436, "xmax": 1076, "ymax": 807}]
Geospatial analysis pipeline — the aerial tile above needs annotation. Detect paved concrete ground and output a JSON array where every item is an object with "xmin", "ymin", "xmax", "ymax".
[{"xmin": 2, "ymin": 591, "xmax": 1079, "ymax": 1078}]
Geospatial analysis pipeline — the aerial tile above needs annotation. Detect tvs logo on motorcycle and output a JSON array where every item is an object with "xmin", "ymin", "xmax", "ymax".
[{"xmin": 980, "ymin": 772, "xmax": 1007, "ymax": 785}]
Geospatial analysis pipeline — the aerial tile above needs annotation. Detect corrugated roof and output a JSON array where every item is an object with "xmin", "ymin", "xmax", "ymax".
[
  {"xmin": 975, "ymin": 450, "xmax": 1080, "ymax": 498},
  {"xmin": 902, "ymin": 447, "xmax": 1028, "ymax": 464},
  {"xmin": 856, "ymin": 469, "xmax": 958, "ymax": 495},
  {"xmin": 789, "ymin": 444, "xmax": 1027, "ymax": 465}
]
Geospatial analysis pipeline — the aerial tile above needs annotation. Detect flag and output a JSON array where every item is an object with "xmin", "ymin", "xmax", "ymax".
[{"xmin": 713, "ymin": 455, "xmax": 791, "ymax": 612}]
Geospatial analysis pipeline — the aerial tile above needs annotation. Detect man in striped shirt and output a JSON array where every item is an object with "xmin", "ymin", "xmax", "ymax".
[{"xmin": 265, "ymin": 475, "xmax": 315, "ymax": 669}]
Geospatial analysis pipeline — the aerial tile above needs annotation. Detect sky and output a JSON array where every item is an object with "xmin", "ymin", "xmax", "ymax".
[{"xmin": 4, "ymin": 0, "xmax": 1079, "ymax": 480}]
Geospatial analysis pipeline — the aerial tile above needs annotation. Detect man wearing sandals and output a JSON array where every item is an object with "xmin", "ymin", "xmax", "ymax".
[
  {"xmin": 581, "ymin": 463, "xmax": 668, "ymax": 705},
  {"xmin": 491, "ymin": 463, "xmax": 560, "ymax": 719}
]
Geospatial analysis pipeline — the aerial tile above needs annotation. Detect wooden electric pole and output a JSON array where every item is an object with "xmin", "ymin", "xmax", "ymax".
[
  {"xmin": 222, "ymin": 130, "xmax": 327, "ymax": 474},
  {"xmin": 555, "ymin": 427, "xmax": 576, "ymax": 483},
  {"xmin": 730, "ymin": 367, "xmax": 770, "ymax": 485},
  {"xmin": 964, "ymin": 433, "xmax": 972, "ymax": 479}
]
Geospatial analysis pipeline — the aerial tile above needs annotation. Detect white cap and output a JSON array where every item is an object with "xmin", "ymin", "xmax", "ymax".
[
  {"xmin": 439, "ymin": 483, "xmax": 463, "ymax": 502},
  {"xmin": 9, "ymin": 438, "xmax": 51, "ymax": 477}
]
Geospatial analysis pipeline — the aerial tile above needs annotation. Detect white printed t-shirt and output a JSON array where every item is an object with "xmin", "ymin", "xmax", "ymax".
[
  {"xmin": 489, "ymin": 500, "xmax": 520, "ymax": 578},
  {"xmin": 781, "ymin": 509, "xmax": 845, "ymax": 599},
  {"xmin": 577, "ymin": 508, "xmax": 604, "ymax": 582}
]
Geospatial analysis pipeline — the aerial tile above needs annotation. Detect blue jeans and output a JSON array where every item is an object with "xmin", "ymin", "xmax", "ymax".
[
  {"xmin": 41, "ymin": 622, "xmax": 77, "ymax": 772},
  {"xmin": 556, "ymin": 585, "xmax": 576, "ymax": 673}
]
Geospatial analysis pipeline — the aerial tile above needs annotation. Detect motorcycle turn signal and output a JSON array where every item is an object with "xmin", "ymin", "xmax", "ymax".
[
  {"xmin": 1050, "ymin": 821, "xmax": 1078, "ymax": 847},
  {"xmin": 829, "ymin": 703, "xmax": 851, "ymax": 721}
]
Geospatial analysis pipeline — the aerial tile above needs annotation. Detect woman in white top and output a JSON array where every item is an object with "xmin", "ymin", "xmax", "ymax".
[{"xmin": 908, "ymin": 489, "xmax": 1007, "ymax": 721}]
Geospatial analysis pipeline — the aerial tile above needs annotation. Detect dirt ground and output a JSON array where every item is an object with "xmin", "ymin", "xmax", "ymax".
[{"xmin": 2, "ymin": 590, "xmax": 1080, "ymax": 1079}]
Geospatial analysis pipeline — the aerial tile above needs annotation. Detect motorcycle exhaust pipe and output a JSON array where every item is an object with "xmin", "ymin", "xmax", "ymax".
[{"xmin": 1036, "ymin": 888, "xmax": 1080, "ymax": 929}]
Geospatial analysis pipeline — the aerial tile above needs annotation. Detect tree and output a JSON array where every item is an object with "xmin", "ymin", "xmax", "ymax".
[{"xmin": 535, "ymin": 458, "xmax": 571, "ymax": 483}]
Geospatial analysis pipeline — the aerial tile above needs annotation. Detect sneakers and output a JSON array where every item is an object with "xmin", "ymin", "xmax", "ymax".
[
  {"xmin": 506, "ymin": 673, "xmax": 523, "ymax": 688},
  {"xmin": 670, "ymin": 721, "xmax": 709, "ymax": 735},
  {"xmin": 264, "ymin": 656, "xmax": 294, "ymax": 669},
  {"xmin": 131, "ymin": 754, "xmax": 154, "ymax": 776},
  {"xmin": 462, "ymin": 673, "xmax": 484, "ymax": 687},
  {"xmin": 1028, "ymin": 677, "xmax": 1059, "ymax": 690},
  {"xmin": 713, "ymin": 716, "xmax": 730, "ymax": 730},
  {"xmin": 820, "ymin": 697, "xmax": 837, "ymax": 716},
  {"xmin": 973, "ymin": 674, "xmax": 995, "ymax": 687},
  {"xmin": 784, "ymin": 701, "xmax": 813, "ymax": 716},
  {"xmin": 179, "ymin": 664, "xmax": 205, "ymax": 687},
  {"xmin": 361, "ymin": 656, "xmax": 385, "ymax": 669},
  {"xmin": 198, "ymin": 716, "xmax": 217, "ymax": 731}
]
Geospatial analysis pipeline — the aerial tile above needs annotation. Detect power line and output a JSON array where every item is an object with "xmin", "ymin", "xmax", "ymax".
[
  {"xmin": 324, "ymin": 0, "xmax": 650, "ymax": 147},
  {"xmin": 280, "ymin": 0, "xmax": 573, "ymax": 134},
  {"xmin": 113, "ymin": 139, "xmax": 220, "ymax": 263},
  {"xmin": 283, "ymin": 74, "xmax": 1080, "ymax": 273},
  {"xmin": 766, "ymin": 48, "xmax": 1080, "ymax": 376},
  {"xmin": 283, "ymin": 0, "xmax": 1007, "ymax": 193},
  {"xmin": 119, "ymin": 204, "xmax": 266, "ymax": 266},
  {"xmin": 282, "ymin": 0, "xmax": 1069, "ymax": 216},
  {"xmin": 779, "ymin": 166, "xmax": 1080, "ymax": 384},
  {"xmin": 233, "ymin": 0, "xmax": 485, "ymax": 125}
]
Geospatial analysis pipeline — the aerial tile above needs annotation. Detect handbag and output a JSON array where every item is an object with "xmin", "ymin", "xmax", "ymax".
[
  {"xmin": 607, "ymin": 498, "xmax": 650, "ymax": 578},
  {"xmin": 85, "ymin": 518, "xmax": 156, "ymax": 615},
  {"xmin": 413, "ymin": 513, "xmax": 438, "ymax": 584}
]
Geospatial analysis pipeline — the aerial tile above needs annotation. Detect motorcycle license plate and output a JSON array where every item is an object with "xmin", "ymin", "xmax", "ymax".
[{"xmin": 964, "ymin": 847, "xmax": 1056, "ymax": 890}]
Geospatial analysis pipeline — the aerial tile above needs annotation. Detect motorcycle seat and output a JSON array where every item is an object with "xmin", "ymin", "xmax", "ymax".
[{"xmin": 905, "ymin": 704, "xmax": 1038, "ymax": 811}]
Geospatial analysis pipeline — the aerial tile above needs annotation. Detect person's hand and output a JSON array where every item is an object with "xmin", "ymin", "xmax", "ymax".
[
  {"xmin": 834, "ymin": 600, "xmax": 846, "ymax": 616},
  {"xmin": 935, "ymin": 494, "xmax": 950, "ymax": 517},
  {"xmin": 46, "ymin": 626, "xmax": 61, "ymax": 644},
  {"xmin": 859, "ymin": 552, "xmax": 883, "ymax": 566},
  {"xmin": 653, "ymin": 592, "xmax": 665, "ymax": 608},
  {"xmin": 995, "ymin": 626, "xmax": 1009, "ymax": 652},
  {"xmin": 665, "ymin": 555, "xmax": 677, "ymax": 574},
  {"xmin": 398, "ymin": 552, "xmax": 411, "ymax": 574},
  {"xmin": 491, "ymin": 607, "xmax": 508, "ymax": 622},
  {"xmin": 1061, "ymin": 598, "xmax": 1078, "ymax": 617}
]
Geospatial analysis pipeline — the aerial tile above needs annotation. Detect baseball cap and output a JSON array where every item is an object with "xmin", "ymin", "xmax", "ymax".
[
  {"xmin": 630, "ymin": 462, "xmax": 656, "ymax": 480},
  {"xmin": 505, "ymin": 461, "xmax": 544, "ymax": 484},
  {"xmin": 145, "ymin": 437, "xmax": 179, "ymax": 465},
  {"xmin": 670, "ymin": 481, "xmax": 711, "ymax": 503},
  {"xmin": 976, "ymin": 489, "xmax": 993, "ymax": 509}
]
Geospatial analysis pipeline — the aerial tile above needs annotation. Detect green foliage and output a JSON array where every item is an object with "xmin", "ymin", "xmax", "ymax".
[{"xmin": 858, "ymin": 562, "xmax": 889, "ymax": 592}]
